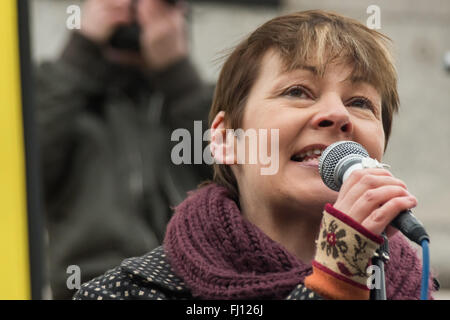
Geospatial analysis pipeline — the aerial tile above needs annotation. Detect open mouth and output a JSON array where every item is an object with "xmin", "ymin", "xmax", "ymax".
[{"xmin": 290, "ymin": 144, "xmax": 328, "ymax": 163}]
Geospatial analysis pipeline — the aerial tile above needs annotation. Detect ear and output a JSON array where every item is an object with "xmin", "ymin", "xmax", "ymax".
[{"xmin": 210, "ymin": 111, "xmax": 236, "ymax": 165}]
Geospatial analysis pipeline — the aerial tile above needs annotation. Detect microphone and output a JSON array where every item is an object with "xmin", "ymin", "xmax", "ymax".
[{"xmin": 319, "ymin": 141, "xmax": 429, "ymax": 245}]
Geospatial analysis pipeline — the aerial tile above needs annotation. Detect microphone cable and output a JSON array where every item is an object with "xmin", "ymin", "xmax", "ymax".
[{"xmin": 420, "ymin": 239, "xmax": 430, "ymax": 300}]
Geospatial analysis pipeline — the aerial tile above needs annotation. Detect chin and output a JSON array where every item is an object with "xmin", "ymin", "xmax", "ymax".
[{"xmin": 281, "ymin": 176, "xmax": 338, "ymax": 209}]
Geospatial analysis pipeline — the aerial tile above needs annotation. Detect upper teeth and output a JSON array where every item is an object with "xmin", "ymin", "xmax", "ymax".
[{"xmin": 299, "ymin": 148, "xmax": 323, "ymax": 159}]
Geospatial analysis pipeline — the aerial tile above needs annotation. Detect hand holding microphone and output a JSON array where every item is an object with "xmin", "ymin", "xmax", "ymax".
[
  {"xmin": 305, "ymin": 141, "xmax": 430, "ymax": 299},
  {"xmin": 319, "ymin": 141, "xmax": 429, "ymax": 245}
]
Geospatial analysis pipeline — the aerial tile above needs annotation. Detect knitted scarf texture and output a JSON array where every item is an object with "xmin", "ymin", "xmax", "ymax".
[{"xmin": 163, "ymin": 183, "xmax": 431, "ymax": 300}]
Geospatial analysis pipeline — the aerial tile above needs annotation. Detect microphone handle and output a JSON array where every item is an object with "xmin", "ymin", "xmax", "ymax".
[{"xmin": 390, "ymin": 210, "xmax": 429, "ymax": 245}]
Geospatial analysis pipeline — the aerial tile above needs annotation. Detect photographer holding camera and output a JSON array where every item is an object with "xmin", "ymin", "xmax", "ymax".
[{"xmin": 35, "ymin": 0, "xmax": 213, "ymax": 299}]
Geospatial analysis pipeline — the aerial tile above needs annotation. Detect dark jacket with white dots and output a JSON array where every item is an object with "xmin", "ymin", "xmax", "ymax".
[{"xmin": 72, "ymin": 246, "xmax": 322, "ymax": 300}]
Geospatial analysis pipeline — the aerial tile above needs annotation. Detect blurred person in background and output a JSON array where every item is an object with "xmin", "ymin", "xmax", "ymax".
[{"xmin": 35, "ymin": 0, "xmax": 213, "ymax": 299}]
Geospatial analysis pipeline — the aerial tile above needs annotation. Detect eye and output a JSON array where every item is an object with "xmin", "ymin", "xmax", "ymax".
[
  {"xmin": 283, "ymin": 85, "xmax": 312, "ymax": 99},
  {"xmin": 348, "ymin": 97, "xmax": 374, "ymax": 111}
]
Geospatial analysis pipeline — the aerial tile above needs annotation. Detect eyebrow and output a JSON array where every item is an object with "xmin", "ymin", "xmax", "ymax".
[
  {"xmin": 299, "ymin": 65, "xmax": 318, "ymax": 75},
  {"xmin": 271, "ymin": 65, "xmax": 318, "ymax": 91},
  {"xmin": 282, "ymin": 64, "xmax": 318, "ymax": 76},
  {"xmin": 281, "ymin": 64, "xmax": 370, "ymax": 87},
  {"xmin": 295, "ymin": 65, "xmax": 372, "ymax": 88}
]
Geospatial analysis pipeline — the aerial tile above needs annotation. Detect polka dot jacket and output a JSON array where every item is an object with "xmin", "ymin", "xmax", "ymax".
[{"xmin": 73, "ymin": 246, "xmax": 323, "ymax": 300}]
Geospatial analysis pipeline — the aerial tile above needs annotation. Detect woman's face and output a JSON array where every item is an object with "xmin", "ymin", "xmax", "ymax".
[{"xmin": 232, "ymin": 49, "xmax": 385, "ymax": 218}]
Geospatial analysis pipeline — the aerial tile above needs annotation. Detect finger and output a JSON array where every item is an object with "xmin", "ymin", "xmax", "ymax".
[
  {"xmin": 154, "ymin": 9, "xmax": 183, "ymax": 37},
  {"xmin": 139, "ymin": 6, "xmax": 181, "ymax": 41},
  {"xmin": 348, "ymin": 185, "xmax": 413, "ymax": 223},
  {"xmin": 336, "ymin": 175, "xmax": 408, "ymax": 215},
  {"xmin": 338, "ymin": 168, "xmax": 393, "ymax": 200},
  {"xmin": 171, "ymin": 7, "xmax": 186, "ymax": 28},
  {"xmin": 111, "ymin": 0, "xmax": 132, "ymax": 9},
  {"xmin": 136, "ymin": 0, "xmax": 151, "ymax": 24},
  {"xmin": 361, "ymin": 195, "xmax": 418, "ymax": 235},
  {"xmin": 138, "ymin": 0, "xmax": 171, "ymax": 24},
  {"xmin": 105, "ymin": 1, "xmax": 132, "ymax": 21},
  {"xmin": 154, "ymin": 0, "xmax": 178, "ymax": 12}
]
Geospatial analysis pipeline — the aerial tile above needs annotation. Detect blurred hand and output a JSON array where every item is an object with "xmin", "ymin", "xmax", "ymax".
[
  {"xmin": 80, "ymin": 0, "xmax": 133, "ymax": 44},
  {"xmin": 137, "ymin": 0, "xmax": 188, "ymax": 71},
  {"xmin": 333, "ymin": 168, "xmax": 418, "ymax": 238}
]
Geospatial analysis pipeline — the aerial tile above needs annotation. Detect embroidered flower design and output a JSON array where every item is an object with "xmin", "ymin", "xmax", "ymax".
[
  {"xmin": 320, "ymin": 220, "xmax": 348, "ymax": 259},
  {"xmin": 339, "ymin": 234, "xmax": 372, "ymax": 278},
  {"xmin": 337, "ymin": 262, "xmax": 353, "ymax": 277},
  {"xmin": 327, "ymin": 233, "xmax": 337, "ymax": 246}
]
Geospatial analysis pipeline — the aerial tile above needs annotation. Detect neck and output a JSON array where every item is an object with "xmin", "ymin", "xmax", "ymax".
[{"xmin": 239, "ymin": 194, "xmax": 323, "ymax": 264}]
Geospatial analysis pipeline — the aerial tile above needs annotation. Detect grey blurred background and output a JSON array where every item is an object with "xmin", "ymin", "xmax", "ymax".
[{"xmin": 30, "ymin": 0, "xmax": 450, "ymax": 297}]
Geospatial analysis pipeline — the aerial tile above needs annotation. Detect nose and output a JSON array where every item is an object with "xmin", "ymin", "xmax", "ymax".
[{"xmin": 310, "ymin": 95, "xmax": 353, "ymax": 135}]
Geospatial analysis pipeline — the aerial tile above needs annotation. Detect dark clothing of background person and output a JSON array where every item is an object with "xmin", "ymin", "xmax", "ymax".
[{"xmin": 35, "ymin": 32, "xmax": 213, "ymax": 299}]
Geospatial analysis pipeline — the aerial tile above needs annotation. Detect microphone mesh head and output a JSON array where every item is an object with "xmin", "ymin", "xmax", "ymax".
[{"xmin": 319, "ymin": 141, "xmax": 369, "ymax": 191}]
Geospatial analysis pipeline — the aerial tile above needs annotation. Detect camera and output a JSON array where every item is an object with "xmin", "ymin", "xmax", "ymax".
[{"xmin": 109, "ymin": 0, "xmax": 180, "ymax": 52}]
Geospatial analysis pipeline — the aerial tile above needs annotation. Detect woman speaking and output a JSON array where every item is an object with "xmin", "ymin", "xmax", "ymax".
[{"xmin": 74, "ymin": 10, "xmax": 436, "ymax": 300}]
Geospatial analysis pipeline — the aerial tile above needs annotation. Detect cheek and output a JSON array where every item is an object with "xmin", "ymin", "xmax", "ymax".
[
  {"xmin": 355, "ymin": 122, "xmax": 385, "ymax": 160},
  {"xmin": 265, "ymin": 110, "xmax": 309, "ymax": 148},
  {"xmin": 242, "ymin": 112, "xmax": 299, "ymax": 157}
]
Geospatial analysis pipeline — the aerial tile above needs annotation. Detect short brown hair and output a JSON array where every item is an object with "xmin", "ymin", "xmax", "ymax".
[{"xmin": 209, "ymin": 10, "xmax": 399, "ymax": 201}]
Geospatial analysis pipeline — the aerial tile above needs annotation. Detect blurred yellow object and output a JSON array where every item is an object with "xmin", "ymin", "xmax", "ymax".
[{"xmin": 0, "ymin": 0, "xmax": 31, "ymax": 300}]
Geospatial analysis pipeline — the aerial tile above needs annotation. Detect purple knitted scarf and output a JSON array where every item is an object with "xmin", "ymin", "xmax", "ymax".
[{"xmin": 163, "ymin": 183, "xmax": 433, "ymax": 300}]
